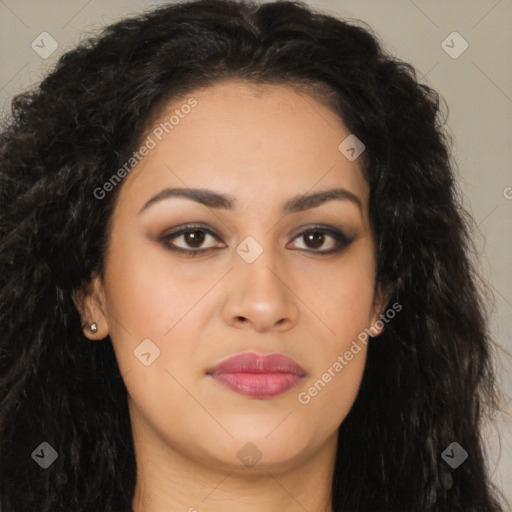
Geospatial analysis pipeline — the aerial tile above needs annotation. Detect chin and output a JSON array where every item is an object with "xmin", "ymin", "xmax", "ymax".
[{"xmin": 198, "ymin": 430, "xmax": 316, "ymax": 474}]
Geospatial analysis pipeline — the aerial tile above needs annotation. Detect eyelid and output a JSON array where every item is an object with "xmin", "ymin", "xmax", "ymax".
[{"xmin": 159, "ymin": 224, "xmax": 223, "ymax": 249}]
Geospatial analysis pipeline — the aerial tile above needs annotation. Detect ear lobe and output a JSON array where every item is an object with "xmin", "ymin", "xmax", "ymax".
[{"xmin": 73, "ymin": 271, "xmax": 109, "ymax": 340}]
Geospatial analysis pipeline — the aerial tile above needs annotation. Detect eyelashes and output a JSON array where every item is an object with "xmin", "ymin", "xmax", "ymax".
[{"xmin": 158, "ymin": 223, "xmax": 355, "ymax": 257}]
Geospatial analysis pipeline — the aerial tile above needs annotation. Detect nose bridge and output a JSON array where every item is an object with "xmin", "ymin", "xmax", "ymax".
[
  {"xmin": 222, "ymin": 227, "xmax": 299, "ymax": 331},
  {"xmin": 230, "ymin": 200, "xmax": 296, "ymax": 289},
  {"xmin": 235, "ymin": 230, "xmax": 285, "ymax": 295}
]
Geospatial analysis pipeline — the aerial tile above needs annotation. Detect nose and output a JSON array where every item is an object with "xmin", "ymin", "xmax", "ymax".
[{"xmin": 221, "ymin": 244, "xmax": 300, "ymax": 333}]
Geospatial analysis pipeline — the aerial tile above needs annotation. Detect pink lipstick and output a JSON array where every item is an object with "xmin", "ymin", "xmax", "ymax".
[{"xmin": 207, "ymin": 352, "xmax": 306, "ymax": 399}]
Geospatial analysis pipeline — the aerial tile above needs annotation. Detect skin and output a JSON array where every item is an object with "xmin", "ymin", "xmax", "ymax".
[{"xmin": 76, "ymin": 79, "xmax": 387, "ymax": 512}]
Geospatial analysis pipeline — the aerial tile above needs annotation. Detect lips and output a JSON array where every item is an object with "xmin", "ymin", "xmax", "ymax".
[{"xmin": 207, "ymin": 352, "xmax": 306, "ymax": 399}]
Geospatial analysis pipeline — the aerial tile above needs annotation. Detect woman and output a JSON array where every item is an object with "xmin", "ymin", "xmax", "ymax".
[{"xmin": 0, "ymin": 0, "xmax": 508, "ymax": 510}]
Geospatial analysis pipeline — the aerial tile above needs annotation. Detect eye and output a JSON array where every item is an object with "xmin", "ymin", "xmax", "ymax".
[
  {"xmin": 159, "ymin": 223, "xmax": 353, "ymax": 256},
  {"xmin": 160, "ymin": 224, "xmax": 222, "ymax": 255},
  {"xmin": 288, "ymin": 227, "xmax": 353, "ymax": 253}
]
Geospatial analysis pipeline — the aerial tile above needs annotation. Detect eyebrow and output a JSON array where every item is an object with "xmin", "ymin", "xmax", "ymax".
[{"xmin": 137, "ymin": 186, "xmax": 363, "ymax": 216}]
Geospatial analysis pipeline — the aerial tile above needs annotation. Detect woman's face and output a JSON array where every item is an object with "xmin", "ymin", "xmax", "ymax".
[{"xmin": 80, "ymin": 79, "xmax": 386, "ymax": 474}]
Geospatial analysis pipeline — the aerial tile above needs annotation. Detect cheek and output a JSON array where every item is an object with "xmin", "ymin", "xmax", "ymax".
[
  {"xmin": 294, "ymin": 246, "xmax": 375, "ymax": 414},
  {"xmin": 102, "ymin": 234, "xmax": 209, "ymax": 381},
  {"xmin": 296, "ymin": 344, "xmax": 367, "ymax": 435},
  {"xmin": 295, "ymin": 258, "xmax": 373, "ymax": 424},
  {"xmin": 104, "ymin": 233, "xmax": 199, "ymax": 335},
  {"xmin": 299, "ymin": 250, "xmax": 376, "ymax": 343}
]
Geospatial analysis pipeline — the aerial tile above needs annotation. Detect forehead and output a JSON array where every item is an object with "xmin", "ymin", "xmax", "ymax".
[{"xmin": 117, "ymin": 79, "xmax": 369, "ymax": 217}]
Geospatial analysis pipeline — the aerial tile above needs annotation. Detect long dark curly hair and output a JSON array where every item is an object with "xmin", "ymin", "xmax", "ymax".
[{"xmin": 0, "ymin": 0, "xmax": 508, "ymax": 510}]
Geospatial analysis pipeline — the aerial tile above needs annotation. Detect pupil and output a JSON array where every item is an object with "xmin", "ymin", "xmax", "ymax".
[
  {"xmin": 186, "ymin": 230, "xmax": 205, "ymax": 247},
  {"xmin": 306, "ymin": 231, "xmax": 323, "ymax": 249}
]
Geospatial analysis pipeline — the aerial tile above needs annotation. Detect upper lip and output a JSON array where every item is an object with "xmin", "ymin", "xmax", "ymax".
[{"xmin": 207, "ymin": 352, "xmax": 307, "ymax": 376}]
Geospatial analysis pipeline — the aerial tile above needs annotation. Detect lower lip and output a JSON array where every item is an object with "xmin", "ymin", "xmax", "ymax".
[{"xmin": 210, "ymin": 372, "xmax": 303, "ymax": 398}]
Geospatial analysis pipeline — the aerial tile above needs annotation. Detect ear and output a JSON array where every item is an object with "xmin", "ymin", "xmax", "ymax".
[
  {"xmin": 368, "ymin": 284, "xmax": 389, "ymax": 338},
  {"xmin": 73, "ymin": 271, "xmax": 109, "ymax": 340}
]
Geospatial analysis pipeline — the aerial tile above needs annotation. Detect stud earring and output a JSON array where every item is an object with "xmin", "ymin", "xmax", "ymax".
[{"xmin": 89, "ymin": 322, "xmax": 98, "ymax": 333}]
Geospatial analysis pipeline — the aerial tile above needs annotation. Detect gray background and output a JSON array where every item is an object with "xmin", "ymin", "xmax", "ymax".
[{"xmin": 1, "ymin": 0, "xmax": 511, "ymax": 503}]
